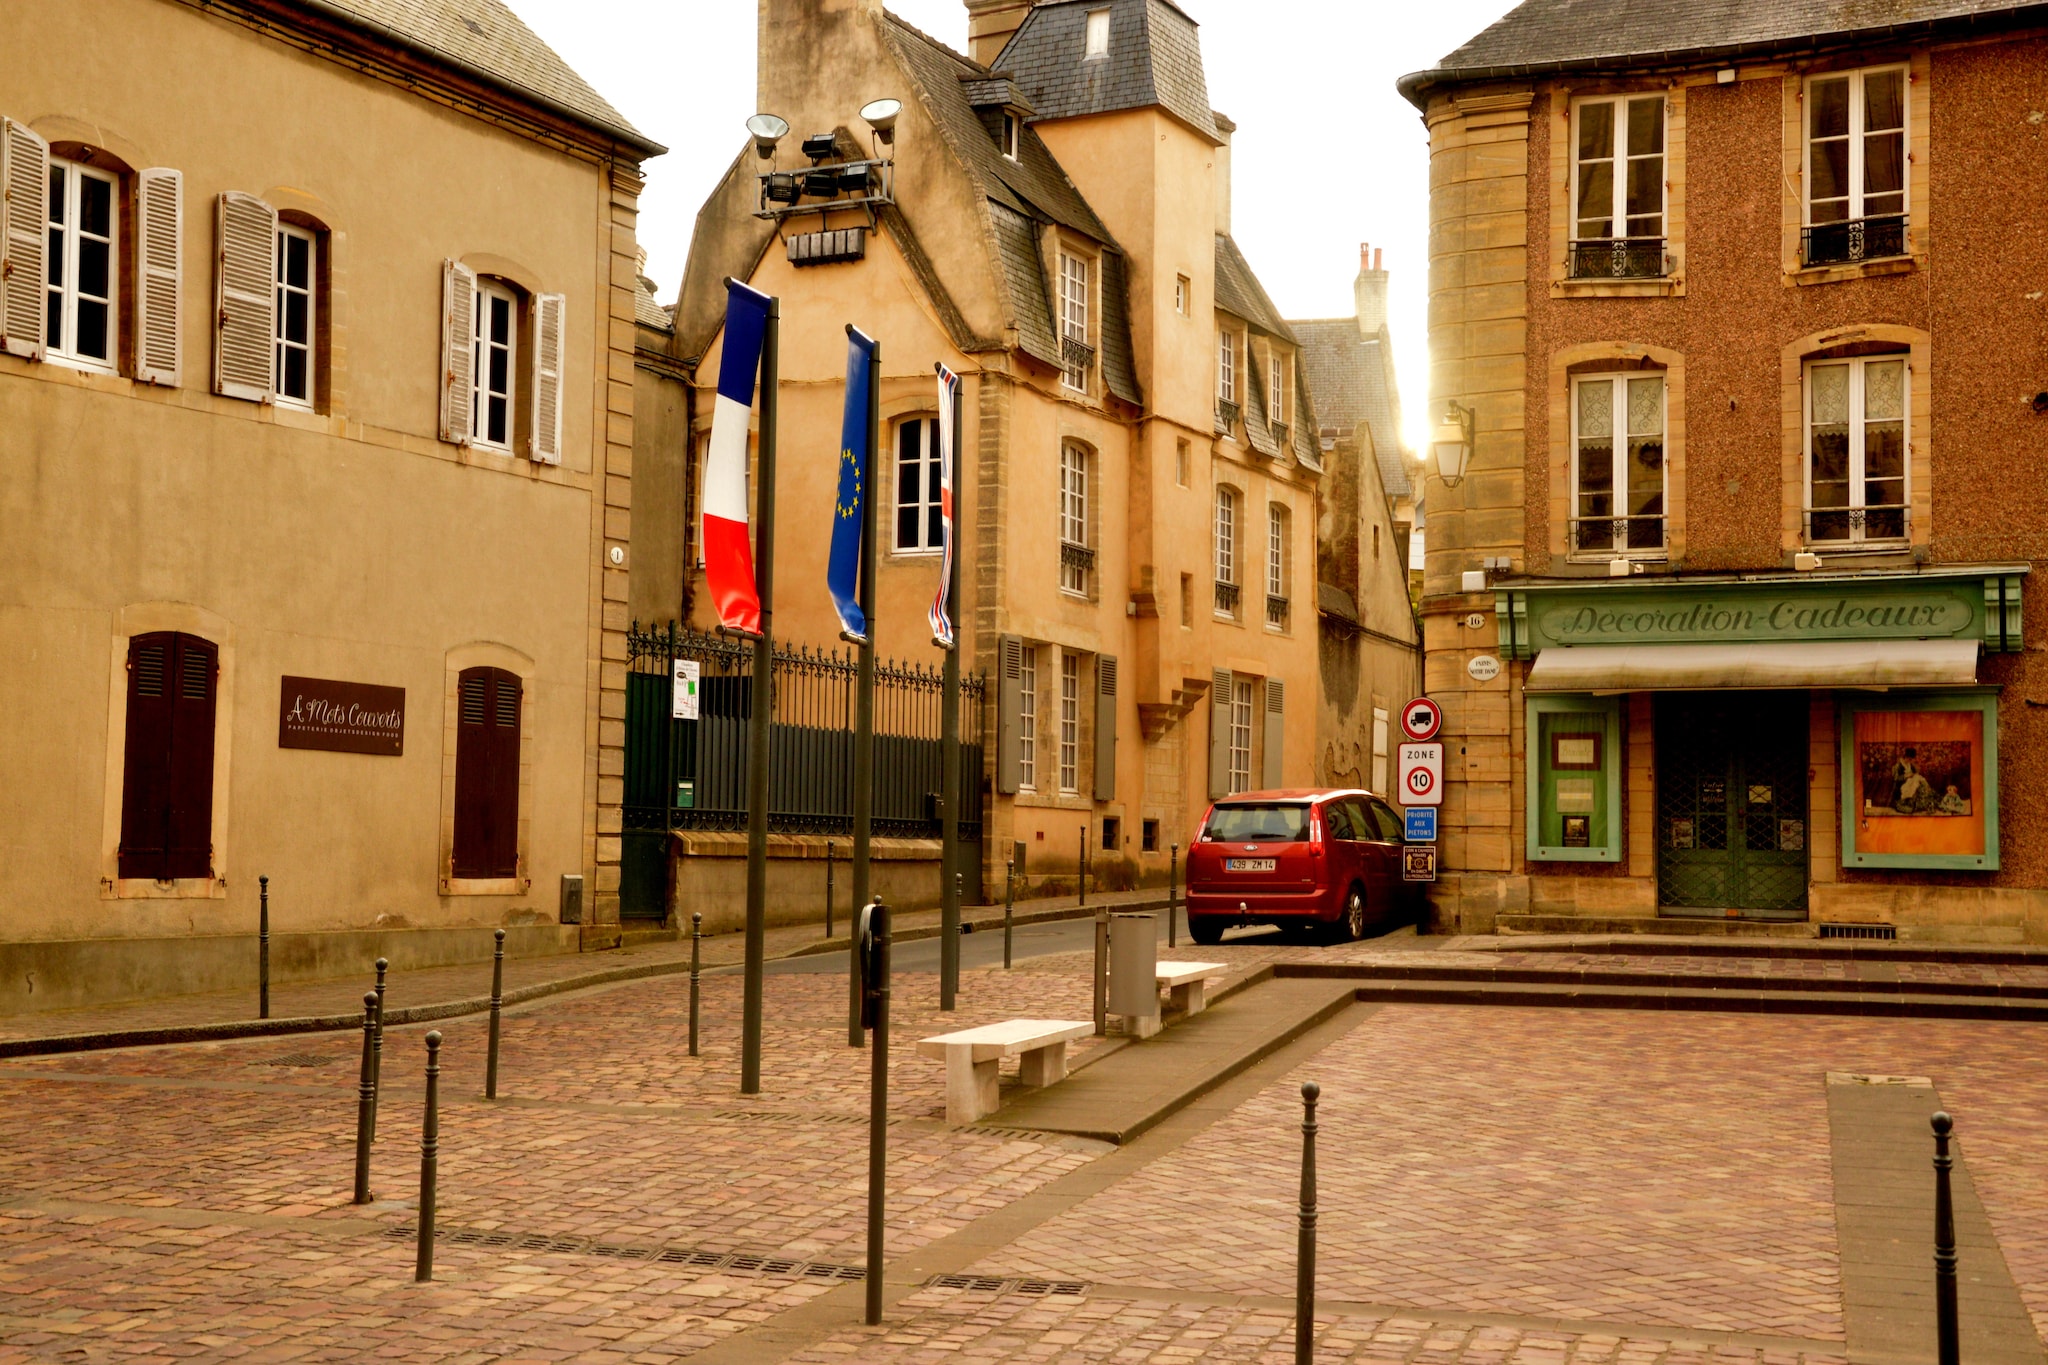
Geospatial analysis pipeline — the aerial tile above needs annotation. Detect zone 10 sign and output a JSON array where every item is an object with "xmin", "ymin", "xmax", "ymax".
[{"xmin": 1398, "ymin": 742, "xmax": 1445, "ymax": 806}]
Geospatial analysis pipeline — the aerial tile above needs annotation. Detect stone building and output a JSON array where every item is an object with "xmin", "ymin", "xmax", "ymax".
[
  {"xmin": 1404, "ymin": 0, "xmax": 2046, "ymax": 940},
  {"xmin": 0, "ymin": 0, "xmax": 660, "ymax": 1011},
  {"xmin": 662, "ymin": 0, "xmax": 1378, "ymax": 900}
]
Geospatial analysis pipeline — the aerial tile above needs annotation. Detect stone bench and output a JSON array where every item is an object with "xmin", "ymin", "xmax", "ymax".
[
  {"xmin": 917, "ymin": 1019, "xmax": 1094, "ymax": 1125},
  {"xmin": 1156, "ymin": 961, "xmax": 1227, "ymax": 1017}
]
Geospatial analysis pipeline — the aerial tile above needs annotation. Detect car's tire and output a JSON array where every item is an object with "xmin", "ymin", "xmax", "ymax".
[
  {"xmin": 1187, "ymin": 915, "xmax": 1225, "ymax": 946},
  {"xmin": 1341, "ymin": 885, "xmax": 1368, "ymax": 943}
]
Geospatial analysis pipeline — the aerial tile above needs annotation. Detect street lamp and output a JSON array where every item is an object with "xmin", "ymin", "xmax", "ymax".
[{"xmin": 1431, "ymin": 401, "xmax": 1475, "ymax": 488}]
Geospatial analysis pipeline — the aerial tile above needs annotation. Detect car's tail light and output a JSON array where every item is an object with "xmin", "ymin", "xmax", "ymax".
[{"xmin": 1310, "ymin": 812, "xmax": 1325, "ymax": 857}]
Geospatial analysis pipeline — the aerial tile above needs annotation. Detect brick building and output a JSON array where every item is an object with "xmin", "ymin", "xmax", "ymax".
[{"xmin": 1403, "ymin": 0, "xmax": 2046, "ymax": 939}]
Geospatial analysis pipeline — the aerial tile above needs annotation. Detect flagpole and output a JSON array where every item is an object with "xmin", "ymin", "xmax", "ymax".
[
  {"xmin": 938, "ymin": 367, "xmax": 963, "ymax": 1011},
  {"xmin": 850, "ymin": 330, "xmax": 879, "ymax": 1047},
  {"xmin": 739, "ymin": 298, "xmax": 779, "ymax": 1096}
]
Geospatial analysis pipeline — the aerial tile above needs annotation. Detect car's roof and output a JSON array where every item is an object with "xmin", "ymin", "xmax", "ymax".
[{"xmin": 1210, "ymin": 788, "xmax": 1384, "ymax": 804}]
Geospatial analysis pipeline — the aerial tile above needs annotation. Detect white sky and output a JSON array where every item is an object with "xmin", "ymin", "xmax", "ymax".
[{"xmin": 509, "ymin": 0, "xmax": 1520, "ymax": 450}]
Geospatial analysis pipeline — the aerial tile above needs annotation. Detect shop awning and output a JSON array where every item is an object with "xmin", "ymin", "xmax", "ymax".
[{"xmin": 1524, "ymin": 639, "xmax": 1981, "ymax": 693}]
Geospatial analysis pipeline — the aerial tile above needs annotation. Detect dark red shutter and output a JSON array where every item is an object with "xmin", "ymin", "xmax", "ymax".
[
  {"xmin": 118, "ymin": 631, "xmax": 217, "ymax": 881},
  {"xmin": 453, "ymin": 666, "xmax": 520, "ymax": 879}
]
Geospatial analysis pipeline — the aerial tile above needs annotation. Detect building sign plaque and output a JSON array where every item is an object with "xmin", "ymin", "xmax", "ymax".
[{"xmin": 278, "ymin": 676, "xmax": 405, "ymax": 756}]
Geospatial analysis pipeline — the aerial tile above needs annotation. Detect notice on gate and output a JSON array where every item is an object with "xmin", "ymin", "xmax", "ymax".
[
  {"xmin": 672, "ymin": 660, "xmax": 701, "ymax": 720},
  {"xmin": 1398, "ymin": 742, "xmax": 1444, "ymax": 807},
  {"xmin": 278, "ymin": 677, "xmax": 405, "ymax": 756}
]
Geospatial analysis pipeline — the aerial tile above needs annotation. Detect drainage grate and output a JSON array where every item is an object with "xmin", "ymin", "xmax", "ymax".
[
  {"xmin": 926, "ymin": 1273, "xmax": 1089, "ymax": 1297},
  {"xmin": 1820, "ymin": 923, "xmax": 1898, "ymax": 941},
  {"xmin": 710, "ymin": 1109, "xmax": 867, "ymax": 1126},
  {"xmin": 251, "ymin": 1053, "xmax": 338, "ymax": 1067},
  {"xmin": 379, "ymin": 1223, "xmax": 864, "ymax": 1281}
]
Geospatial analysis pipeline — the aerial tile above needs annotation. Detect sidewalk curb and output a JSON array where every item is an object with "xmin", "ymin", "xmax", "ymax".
[{"xmin": 783, "ymin": 896, "xmax": 1171, "ymax": 959}]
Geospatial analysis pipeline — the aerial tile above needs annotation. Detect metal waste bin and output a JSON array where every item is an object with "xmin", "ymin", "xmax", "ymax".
[{"xmin": 1108, "ymin": 913, "xmax": 1158, "ymax": 1020}]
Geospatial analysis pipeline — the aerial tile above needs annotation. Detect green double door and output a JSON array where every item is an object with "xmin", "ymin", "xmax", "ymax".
[{"xmin": 1655, "ymin": 693, "xmax": 1810, "ymax": 919}]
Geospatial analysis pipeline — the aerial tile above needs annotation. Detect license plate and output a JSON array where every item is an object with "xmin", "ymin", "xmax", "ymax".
[{"xmin": 1227, "ymin": 858, "xmax": 1276, "ymax": 872}]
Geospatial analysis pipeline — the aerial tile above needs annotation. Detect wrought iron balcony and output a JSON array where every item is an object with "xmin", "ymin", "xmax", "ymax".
[
  {"xmin": 1802, "ymin": 215, "xmax": 1907, "ymax": 268},
  {"xmin": 1267, "ymin": 421, "xmax": 1291, "ymax": 454},
  {"xmin": 1804, "ymin": 504, "xmax": 1909, "ymax": 545},
  {"xmin": 1060, "ymin": 335, "xmax": 1096, "ymax": 390},
  {"xmin": 1214, "ymin": 579, "xmax": 1240, "ymax": 615},
  {"xmin": 1059, "ymin": 541, "xmax": 1096, "ymax": 572},
  {"xmin": 1568, "ymin": 237, "xmax": 1667, "ymax": 279},
  {"xmin": 1265, "ymin": 594, "xmax": 1290, "ymax": 629},
  {"xmin": 1214, "ymin": 398, "xmax": 1240, "ymax": 433},
  {"xmin": 1570, "ymin": 514, "xmax": 1666, "ymax": 554}
]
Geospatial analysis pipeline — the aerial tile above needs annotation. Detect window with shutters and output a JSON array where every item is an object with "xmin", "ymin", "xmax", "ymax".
[
  {"xmin": 274, "ymin": 223, "xmax": 316, "ymax": 410},
  {"xmin": 452, "ymin": 665, "xmax": 522, "ymax": 879},
  {"xmin": 1371, "ymin": 707, "xmax": 1390, "ymax": 795},
  {"xmin": 46, "ymin": 158, "xmax": 117, "ymax": 372},
  {"xmin": 472, "ymin": 282, "xmax": 517, "ymax": 450},
  {"xmin": 1228, "ymin": 678, "xmax": 1255, "ymax": 794},
  {"xmin": 894, "ymin": 416, "xmax": 942, "ymax": 553},
  {"xmin": 1017, "ymin": 645, "xmax": 1039, "ymax": 792},
  {"xmin": 118, "ymin": 632, "xmax": 218, "ymax": 882},
  {"xmin": 1059, "ymin": 651, "xmax": 1081, "ymax": 794}
]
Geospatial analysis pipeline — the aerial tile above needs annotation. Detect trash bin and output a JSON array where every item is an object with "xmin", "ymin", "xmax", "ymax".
[{"xmin": 1108, "ymin": 913, "xmax": 1159, "ymax": 1024}]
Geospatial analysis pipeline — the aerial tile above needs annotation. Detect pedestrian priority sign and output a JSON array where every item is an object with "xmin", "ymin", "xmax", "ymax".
[
  {"xmin": 1402, "ymin": 845, "xmax": 1438, "ymax": 882},
  {"xmin": 1404, "ymin": 806, "xmax": 1438, "ymax": 842},
  {"xmin": 1397, "ymin": 742, "xmax": 1444, "ymax": 806}
]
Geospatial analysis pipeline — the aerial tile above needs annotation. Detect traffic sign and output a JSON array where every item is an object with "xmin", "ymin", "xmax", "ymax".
[
  {"xmin": 1398, "ymin": 742, "xmax": 1444, "ymax": 806},
  {"xmin": 1404, "ymin": 806, "xmax": 1438, "ymax": 842},
  {"xmin": 1399, "ymin": 696, "xmax": 1442, "ymax": 742},
  {"xmin": 1402, "ymin": 845, "xmax": 1438, "ymax": 882}
]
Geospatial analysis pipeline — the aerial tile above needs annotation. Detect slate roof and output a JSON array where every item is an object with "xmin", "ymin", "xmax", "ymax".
[
  {"xmin": 1404, "ymin": 0, "xmax": 2048, "ymax": 100},
  {"xmin": 995, "ymin": 0, "xmax": 1218, "ymax": 139},
  {"xmin": 634, "ymin": 273, "xmax": 673, "ymax": 333},
  {"xmin": 307, "ymin": 0, "xmax": 660, "ymax": 153},
  {"xmin": 1214, "ymin": 234, "xmax": 1295, "ymax": 343},
  {"xmin": 1293, "ymin": 318, "xmax": 1410, "ymax": 498}
]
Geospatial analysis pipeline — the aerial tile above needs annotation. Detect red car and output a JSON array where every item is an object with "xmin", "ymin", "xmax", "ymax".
[{"xmin": 1184, "ymin": 788, "xmax": 1415, "ymax": 944}]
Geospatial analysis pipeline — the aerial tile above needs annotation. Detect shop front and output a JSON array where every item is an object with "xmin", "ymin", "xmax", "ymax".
[{"xmin": 1496, "ymin": 566, "xmax": 2025, "ymax": 925}]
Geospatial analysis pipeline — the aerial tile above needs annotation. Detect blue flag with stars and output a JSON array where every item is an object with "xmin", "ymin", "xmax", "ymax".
[{"xmin": 828, "ymin": 327, "xmax": 878, "ymax": 643}]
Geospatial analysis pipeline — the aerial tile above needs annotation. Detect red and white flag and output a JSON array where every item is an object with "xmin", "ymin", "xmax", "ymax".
[
  {"xmin": 702, "ymin": 281, "xmax": 772, "ymax": 635},
  {"xmin": 929, "ymin": 365, "xmax": 960, "ymax": 650}
]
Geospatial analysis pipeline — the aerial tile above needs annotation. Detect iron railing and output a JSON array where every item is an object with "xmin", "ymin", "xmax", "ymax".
[
  {"xmin": 1802, "ymin": 215, "xmax": 1907, "ymax": 268},
  {"xmin": 1268, "ymin": 421, "xmax": 1291, "ymax": 454},
  {"xmin": 1266, "ymin": 594, "xmax": 1290, "ymax": 630},
  {"xmin": 623, "ymin": 622, "xmax": 986, "ymax": 842},
  {"xmin": 1571, "ymin": 514, "xmax": 1666, "ymax": 554},
  {"xmin": 1059, "ymin": 541, "xmax": 1095, "ymax": 596},
  {"xmin": 1215, "ymin": 398, "xmax": 1240, "ymax": 433},
  {"xmin": 1568, "ymin": 237, "xmax": 1667, "ymax": 279},
  {"xmin": 1215, "ymin": 580, "xmax": 1241, "ymax": 615},
  {"xmin": 1061, "ymin": 335, "xmax": 1096, "ymax": 391},
  {"xmin": 1804, "ymin": 504, "xmax": 1909, "ymax": 545}
]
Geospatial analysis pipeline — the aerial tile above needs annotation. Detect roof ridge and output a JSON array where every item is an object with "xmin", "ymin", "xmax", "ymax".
[{"xmin": 883, "ymin": 9, "xmax": 987, "ymax": 75}]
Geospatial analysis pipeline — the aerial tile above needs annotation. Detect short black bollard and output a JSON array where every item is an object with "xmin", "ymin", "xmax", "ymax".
[
  {"xmin": 369, "ymin": 957, "xmax": 388, "ymax": 1143},
  {"xmin": 1933, "ymin": 1111, "xmax": 1959, "ymax": 1365},
  {"xmin": 485, "ymin": 929, "xmax": 505, "ymax": 1100},
  {"xmin": 258, "ymin": 875, "xmax": 271, "ymax": 1020},
  {"xmin": 688, "ymin": 912, "xmax": 703, "ymax": 1058},
  {"xmin": 1003, "ymin": 858, "xmax": 1015, "ymax": 970},
  {"xmin": 1078, "ymin": 825, "xmax": 1087, "ymax": 907},
  {"xmin": 860, "ymin": 899, "xmax": 891, "ymax": 1325},
  {"xmin": 1168, "ymin": 845, "xmax": 1179, "ymax": 949},
  {"xmin": 825, "ymin": 841, "xmax": 836, "ymax": 941},
  {"xmin": 1295, "ymin": 1081, "xmax": 1320, "ymax": 1365},
  {"xmin": 416, "ymin": 1030, "xmax": 442, "ymax": 1283},
  {"xmin": 352, "ymin": 992, "xmax": 377, "ymax": 1204},
  {"xmin": 1092, "ymin": 907, "xmax": 1108, "ymax": 1036}
]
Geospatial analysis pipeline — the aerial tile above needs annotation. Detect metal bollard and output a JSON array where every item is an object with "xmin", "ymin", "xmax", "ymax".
[
  {"xmin": 258, "ymin": 875, "xmax": 271, "ymax": 1020},
  {"xmin": 1003, "ymin": 858, "xmax": 1015, "ymax": 970},
  {"xmin": 1169, "ymin": 845, "xmax": 1179, "ymax": 949},
  {"xmin": 352, "ymin": 992, "xmax": 377, "ymax": 1204},
  {"xmin": 416, "ymin": 1030, "xmax": 442, "ymax": 1283},
  {"xmin": 1933, "ymin": 1111, "xmax": 1959, "ymax": 1365},
  {"xmin": 485, "ymin": 929, "xmax": 505, "ymax": 1100},
  {"xmin": 825, "ymin": 841, "xmax": 836, "ymax": 941},
  {"xmin": 688, "ymin": 912, "xmax": 703, "ymax": 1058},
  {"xmin": 1092, "ymin": 907, "xmax": 1109, "ymax": 1036},
  {"xmin": 1078, "ymin": 825, "xmax": 1087, "ymax": 907},
  {"xmin": 369, "ymin": 958, "xmax": 388, "ymax": 1143},
  {"xmin": 1295, "ymin": 1081, "xmax": 1320, "ymax": 1365},
  {"xmin": 861, "ymin": 899, "xmax": 891, "ymax": 1325}
]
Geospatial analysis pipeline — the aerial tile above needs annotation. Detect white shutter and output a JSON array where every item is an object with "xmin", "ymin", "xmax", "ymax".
[
  {"xmin": 213, "ymin": 191, "xmax": 275, "ymax": 400},
  {"xmin": 996, "ymin": 634, "xmax": 1022, "ymax": 795},
  {"xmin": 0, "ymin": 118, "xmax": 49, "ymax": 361},
  {"xmin": 440, "ymin": 259, "xmax": 476, "ymax": 445},
  {"xmin": 530, "ymin": 291, "xmax": 564, "ymax": 464},
  {"xmin": 1262, "ymin": 678, "xmax": 1285, "ymax": 789},
  {"xmin": 1208, "ymin": 668, "xmax": 1233, "ymax": 800},
  {"xmin": 1093, "ymin": 654, "xmax": 1117, "ymax": 802},
  {"xmin": 135, "ymin": 169, "xmax": 182, "ymax": 387}
]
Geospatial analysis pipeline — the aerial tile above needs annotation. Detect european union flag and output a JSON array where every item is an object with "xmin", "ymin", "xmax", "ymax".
[{"xmin": 828, "ymin": 328, "xmax": 878, "ymax": 643}]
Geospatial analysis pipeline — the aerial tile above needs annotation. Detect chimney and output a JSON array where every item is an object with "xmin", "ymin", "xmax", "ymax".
[
  {"xmin": 1212, "ymin": 111, "xmax": 1236, "ymax": 235},
  {"xmin": 965, "ymin": 0, "xmax": 1033, "ymax": 65},
  {"xmin": 1354, "ymin": 242, "xmax": 1389, "ymax": 336}
]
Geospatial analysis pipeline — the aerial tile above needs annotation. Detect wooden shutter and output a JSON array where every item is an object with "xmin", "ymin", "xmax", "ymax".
[
  {"xmin": 440, "ymin": 260, "xmax": 477, "ymax": 445},
  {"xmin": 135, "ymin": 168, "xmax": 182, "ymax": 387},
  {"xmin": 453, "ymin": 666, "xmax": 521, "ymax": 879},
  {"xmin": 118, "ymin": 632, "xmax": 216, "ymax": 881},
  {"xmin": 996, "ymin": 634, "xmax": 1022, "ymax": 795},
  {"xmin": 213, "ymin": 191, "xmax": 275, "ymax": 400},
  {"xmin": 530, "ymin": 291, "xmax": 565, "ymax": 464},
  {"xmin": 0, "ymin": 118, "xmax": 49, "ymax": 360},
  {"xmin": 1093, "ymin": 654, "xmax": 1117, "ymax": 801},
  {"xmin": 1208, "ymin": 667, "xmax": 1233, "ymax": 799},
  {"xmin": 1262, "ymin": 678, "xmax": 1285, "ymax": 789}
]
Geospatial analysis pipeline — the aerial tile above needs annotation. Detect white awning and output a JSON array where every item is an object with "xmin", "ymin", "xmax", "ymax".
[{"xmin": 1525, "ymin": 639, "xmax": 1981, "ymax": 693}]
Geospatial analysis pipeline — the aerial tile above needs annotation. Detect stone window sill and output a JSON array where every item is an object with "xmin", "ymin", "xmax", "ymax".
[
  {"xmin": 441, "ymin": 876, "xmax": 531, "ymax": 896},
  {"xmin": 1785, "ymin": 255, "xmax": 1918, "ymax": 288},
  {"xmin": 1550, "ymin": 276, "xmax": 1683, "ymax": 299},
  {"xmin": 103, "ymin": 876, "xmax": 228, "ymax": 900}
]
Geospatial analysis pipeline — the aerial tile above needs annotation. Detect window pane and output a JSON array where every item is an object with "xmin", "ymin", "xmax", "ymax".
[
  {"xmin": 928, "ymin": 503, "xmax": 943, "ymax": 549},
  {"xmin": 1864, "ymin": 130, "xmax": 1904, "ymax": 204},
  {"xmin": 1863, "ymin": 359, "xmax": 1904, "ymax": 422},
  {"xmin": 490, "ymin": 297, "xmax": 511, "ymax": 345},
  {"xmin": 79, "ymin": 175, "xmax": 111, "ymax": 238},
  {"xmin": 48, "ymin": 166, "xmax": 64, "ymax": 226},
  {"xmin": 75, "ymin": 299, "xmax": 108, "ymax": 361},
  {"xmin": 284, "ymin": 290, "xmax": 309, "ymax": 344},
  {"xmin": 1625, "ymin": 157, "xmax": 1663, "ymax": 234},
  {"xmin": 287, "ymin": 234, "xmax": 311, "ymax": 289},
  {"xmin": 1810, "ymin": 364, "xmax": 1850, "ymax": 425},
  {"xmin": 488, "ymin": 394, "xmax": 508, "ymax": 445},
  {"xmin": 489, "ymin": 343, "xmax": 509, "ymax": 393},
  {"xmin": 1575, "ymin": 162, "xmax": 1613, "ymax": 238},
  {"xmin": 1864, "ymin": 424, "xmax": 1905, "ymax": 482},
  {"xmin": 1627, "ymin": 97, "xmax": 1664, "ymax": 155},
  {"xmin": 897, "ymin": 427, "xmax": 919, "ymax": 503},
  {"xmin": 1810, "ymin": 431, "xmax": 1850, "ymax": 504},
  {"xmin": 1576, "ymin": 100, "xmax": 1614, "ymax": 162},
  {"xmin": 897, "ymin": 505, "xmax": 919, "ymax": 549},
  {"xmin": 1811, "ymin": 77, "xmax": 1849, "ymax": 138},
  {"xmin": 1577, "ymin": 378, "xmax": 1612, "ymax": 437},
  {"xmin": 1864, "ymin": 70, "xmax": 1904, "ymax": 131},
  {"xmin": 282, "ymin": 347, "xmax": 308, "ymax": 401},
  {"xmin": 1811, "ymin": 138, "xmax": 1850, "ymax": 213},
  {"xmin": 78, "ymin": 236, "xmax": 108, "ymax": 298}
]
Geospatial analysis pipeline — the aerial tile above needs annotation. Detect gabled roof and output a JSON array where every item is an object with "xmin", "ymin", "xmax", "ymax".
[
  {"xmin": 1402, "ymin": 0, "xmax": 2048, "ymax": 104},
  {"xmin": 1214, "ymin": 234, "xmax": 1295, "ymax": 343},
  {"xmin": 995, "ymin": 0, "xmax": 1219, "ymax": 140},
  {"xmin": 634, "ymin": 273, "xmax": 673, "ymax": 334},
  {"xmin": 1293, "ymin": 318, "xmax": 1410, "ymax": 498},
  {"xmin": 301, "ymin": 0, "xmax": 660, "ymax": 153}
]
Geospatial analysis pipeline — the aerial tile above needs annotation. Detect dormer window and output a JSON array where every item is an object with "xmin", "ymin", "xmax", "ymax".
[
  {"xmin": 1001, "ymin": 111, "xmax": 1021, "ymax": 160},
  {"xmin": 1085, "ymin": 7, "xmax": 1110, "ymax": 58}
]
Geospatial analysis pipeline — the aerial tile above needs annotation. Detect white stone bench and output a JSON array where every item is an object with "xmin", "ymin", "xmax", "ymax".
[
  {"xmin": 917, "ymin": 1019, "xmax": 1094, "ymax": 1125},
  {"xmin": 1156, "ymin": 961, "xmax": 1227, "ymax": 1017}
]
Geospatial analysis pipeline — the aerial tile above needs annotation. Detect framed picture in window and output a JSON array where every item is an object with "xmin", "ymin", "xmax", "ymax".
[{"xmin": 1838, "ymin": 692, "xmax": 1998, "ymax": 870}]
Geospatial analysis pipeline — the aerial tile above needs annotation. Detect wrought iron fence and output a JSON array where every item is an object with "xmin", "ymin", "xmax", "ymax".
[
  {"xmin": 623, "ymin": 622, "xmax": 985, "ymax": 843},
  {"xmin": 1568, "ymin": 237, "xmax": 1667, "ymax": 279},
  {"xmin": 1571, "ymin": 514, "xmax": 1666, "ymax": 553},
  {"xmin": 1215, "ymin": 580, "xmax": 1241, "ymax": 616},
  {"xmin": 1804, "ymin": 504, "xmax": 1909, "ymax": 545},
  {"xmin": 1266, "ymin": 594, "xmax": 1291, "ymax": 630},
  {"xmin": 1802, "ymin": 215, "xmax": 1906, "ymax": 268}
]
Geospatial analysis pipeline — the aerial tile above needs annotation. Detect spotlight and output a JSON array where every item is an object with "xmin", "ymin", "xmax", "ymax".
[
  {"xmin": 860, "ymin": 97, "xmax": 901, "ymax": 145},
  {"xmin": 745, "ymin": 113, "xmax": 789, "ymax": 160},
  {"xmin": 801, "ymin": 133, "xmax": 839, "ymax": 162},
  {"xmin": 803, "ymin": 168, "xmax": 841, "ymax": 198},
  {"xmin": 763, "ymin": 172, "xmax": 802, "ymax": 205},
  {"xmin": 838, "ymin": 162, "xmax": 873, "ymax": 195}
]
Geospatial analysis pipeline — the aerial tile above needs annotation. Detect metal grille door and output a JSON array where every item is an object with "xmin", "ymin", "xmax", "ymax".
[{"xmin": 1655, "ymin": 694, "xmax": 1809, "ymax": 918}]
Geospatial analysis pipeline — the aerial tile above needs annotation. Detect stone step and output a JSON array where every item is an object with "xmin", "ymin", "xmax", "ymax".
[{"xmin": 1497, "ymin": 913, "xmax": 1816, "ymax": 937}]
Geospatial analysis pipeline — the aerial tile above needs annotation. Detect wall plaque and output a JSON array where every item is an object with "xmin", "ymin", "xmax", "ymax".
[{"xmin": 278, "ymin": 676, "xmax": 405, "ymax": 756}]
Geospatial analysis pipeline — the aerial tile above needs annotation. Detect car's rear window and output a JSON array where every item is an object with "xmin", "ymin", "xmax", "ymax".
[{"xmin": 1204, "ymin": 803, "xmax": 1311, "ymax": 842}]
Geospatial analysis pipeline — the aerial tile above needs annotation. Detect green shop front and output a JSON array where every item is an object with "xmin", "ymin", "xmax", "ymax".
[{"xmin": 1493, "ymin": 566, "xmax": 2026, "ymax": 922}]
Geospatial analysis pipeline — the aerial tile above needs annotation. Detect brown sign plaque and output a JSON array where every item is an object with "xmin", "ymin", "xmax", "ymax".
[{"xmin": 278, "ymin": 676, "xmax": 405, "ymax": 756}]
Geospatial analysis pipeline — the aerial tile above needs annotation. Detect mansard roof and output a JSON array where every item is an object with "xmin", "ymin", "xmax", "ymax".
[{"xmin": 995, "ymin": 0, "xmax": 1219, "ymax": 140}]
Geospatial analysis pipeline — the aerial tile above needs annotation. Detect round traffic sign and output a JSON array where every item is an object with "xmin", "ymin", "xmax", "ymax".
[
  {"xmin": 1404, "ymin": 765, "xmax": 1437, "ymax": 799},
  {"xmin": 1400, "ymin": 697, "xmax": 1442, "ymax": 742}
]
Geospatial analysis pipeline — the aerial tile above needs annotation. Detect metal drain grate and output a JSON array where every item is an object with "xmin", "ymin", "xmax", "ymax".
[
  {"xmin": 1820, "ymin": 923, "xmax": 1898, "ymax": 941},
  {"xmin": 710, "ymin": 1109, "xmax": 867, "ymax": 1126},
  {"xmin": 926, "ymin": 1273, "xmax": 1089, "ymax": 1297},
  {"xmin": 378, "ymin": 1223, "xmax": 864, "ymax": 1281},
  {"xmin": 251, "ymin": 1053, "xmax": 338, "ymax": 1067}
]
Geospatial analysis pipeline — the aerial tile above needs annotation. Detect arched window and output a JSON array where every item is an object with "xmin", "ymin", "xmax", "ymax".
[
  {"xmin": 1571, "ymin": 369, "xmax": 1666, "ymax": 553},
  {"xmin": 452, "ymin": 666, "xmax": 522, "ymax": 879},
  {"xmin": 118, "ymin": 632, "xmax": 218, "ymax": 881},
  {"xmin": 1805, "ymin": 353, "xmax": 1907, "ymax": 544}
]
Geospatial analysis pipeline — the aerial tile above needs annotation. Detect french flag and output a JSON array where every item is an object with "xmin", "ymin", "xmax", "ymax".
[{"xmin": 702, "ymin": 281, "xmax": 773, "ymax": 635}]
